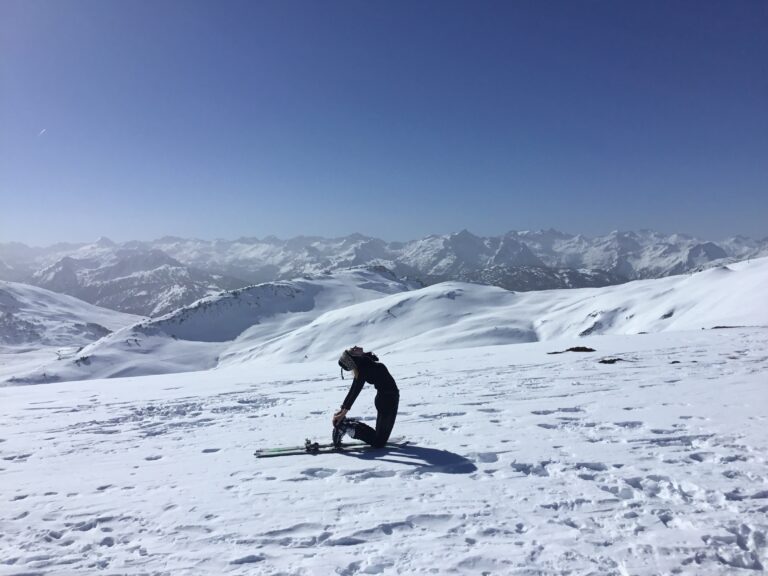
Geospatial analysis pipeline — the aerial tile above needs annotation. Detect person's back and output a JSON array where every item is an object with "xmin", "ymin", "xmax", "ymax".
[
  {"xmin": 353, "ymin": 354, "xmax": 398, "ymax": 395},
  {"xmin": 333, "ymin": 347, "xmax": 400, "ymax": 448}
]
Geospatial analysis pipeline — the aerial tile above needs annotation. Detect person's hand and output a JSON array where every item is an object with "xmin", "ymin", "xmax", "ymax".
[{"xmin": 332, "ymin": 408, "xmax": 349, "ymax": 427}]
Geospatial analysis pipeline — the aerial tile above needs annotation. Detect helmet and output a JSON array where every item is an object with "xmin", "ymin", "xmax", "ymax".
[
  {"xmin": 338, "ymin": 349, "xmax": 356, "ymax": 372},
  {"xmin": 338, "ymin": 347, "xmax": 377, "ymax": 379}
]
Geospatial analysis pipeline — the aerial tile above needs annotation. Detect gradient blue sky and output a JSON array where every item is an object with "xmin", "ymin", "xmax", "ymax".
[{"xmin": 2, "ymin": 0, "xmax": 766, "ymax": 245}]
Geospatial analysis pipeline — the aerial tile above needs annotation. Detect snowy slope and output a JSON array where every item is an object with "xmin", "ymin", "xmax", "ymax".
[
  {"xmin": 228, "ymin": 257, "xmax": 768, "ymax": 365},
  {"xmin": 0, "ymin": 281, "xmax": 141, "ymax": 384},
  {"xmin": 4, "ymin": 268, "xmax": 414, "ymax": 384},
  {"xmin": 0, "ymin": 280, "xmax": 139, "ymax": 348},
  {"xmin": 8, "ymin": 257, "xmax": 768, "ymax": 385},
  {"xmin": 1, "ymin": 327, "xmax": 766, "ymax": 575}
]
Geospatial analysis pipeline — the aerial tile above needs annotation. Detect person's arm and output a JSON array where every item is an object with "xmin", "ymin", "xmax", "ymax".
[
  {"xmin": 340, "ymin": 375, "xmax": 364, "ymax": 411},
  {"xmin": 332, "ymin": 367, "xmax": 363, "ymax": 426}
]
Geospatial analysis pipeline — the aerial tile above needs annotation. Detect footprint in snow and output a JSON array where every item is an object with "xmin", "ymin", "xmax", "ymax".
[
  {"xmin": 419, "ymin": 411, "xmax": 467, "ymax": 420},
  {"xmin": 576, "ymin": 462, "xmax": 609, "ymax": 472},
  {"xmin": 689, "ymin": 452, "xmax": 717, "ymax": 463},
  {"xmin": 349, "ymin": 558, "xmax": 394, "ymax": 575},
  {"xmin": 3, "ymin": 452, "xmax": 33, "ymax": 462},
  {"xmin": 406, "ymin": 513, "xmax": 456, "ymax": 529},
  {"xmin": 470, "ymin": 452, "xmax": 499, "ymax": 464},
  {"xmin": 720, "ymin": 454, "xmax": 749, "ymax": 463},
  {"xmin": 351, "ymin": 521, "xmax": 413, "ymax": 540},
  {"xmin": 614, "ymin": 421, "xmax": 644, "ymax": 429},
  {"xmin": 260, "ymin": 522, "xmax": 325, "ymax": 539},
  {"xmin": 300, "ymin": 468, "xmax": 336, "ymax": 479},
  {"xmin": 342, "ymin": 469, "xmax": 397, "ymax": 482},
  {"xmin": 230, "ymin": 554, "xmax": 265, "ymax": 564},
  {"xmin": 511, "ymin": 461, "xmax": 551, "ymax": 477}
]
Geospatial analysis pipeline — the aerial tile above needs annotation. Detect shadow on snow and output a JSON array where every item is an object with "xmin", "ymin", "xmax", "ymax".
[{"xmin": 341, "ymin": 444, "xmax": 478, "ymax": 474}]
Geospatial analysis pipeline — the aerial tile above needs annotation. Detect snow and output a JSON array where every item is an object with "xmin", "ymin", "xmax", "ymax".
[
  {"xmin": 11, "ymin": 257, "xmax": 767, "ymax": 384},
  {"xmin": 1, "ymin": 256, "xmax": 767, "ymax": 574},
  {"xmin": 0, "ymin": 281, "xmax": 138, "ymax": 338},
  {"xmin": 1, "ymin": 328, "xmax": 766, "ymax": 574},
  {"xmin": 2, "ymin": 268, "xmax": 415, "ymax": 383},
  {"xmin": 5, "ymin": 230, "xmax": 768, "ymax": 302},
  {"xmin": 0, "ymin": 280, "xmax": 140, "ymax": 381}
]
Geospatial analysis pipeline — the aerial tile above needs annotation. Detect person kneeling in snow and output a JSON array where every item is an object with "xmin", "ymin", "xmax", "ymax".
[{"xmin": 333, "ymin": 346, "xmax": 399, "ymax": 448}]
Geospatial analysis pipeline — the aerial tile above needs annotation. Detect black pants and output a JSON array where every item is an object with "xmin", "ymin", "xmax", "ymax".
[{"xmin": 352, "ymin": 393, "xmax": 399, "ymax": 448}]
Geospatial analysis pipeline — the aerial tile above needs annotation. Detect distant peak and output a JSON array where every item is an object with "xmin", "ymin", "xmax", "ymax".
[
  {"xmin": 453, "ymin": 229, "xmax": 478, "ymax": 240},
  {"xmin": 95, "ymin": 236, "xmax": 116, "ymax": 247}
]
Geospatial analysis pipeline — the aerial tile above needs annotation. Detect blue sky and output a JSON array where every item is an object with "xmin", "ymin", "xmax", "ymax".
[{"xmin": 1, "ymin": 0, "xmax": 766, "ymax": 245}]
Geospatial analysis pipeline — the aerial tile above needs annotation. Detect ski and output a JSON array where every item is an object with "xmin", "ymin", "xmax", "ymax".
[{"xmin": 254, "ymin": 437, "xmax": 407, "ymax": 458}]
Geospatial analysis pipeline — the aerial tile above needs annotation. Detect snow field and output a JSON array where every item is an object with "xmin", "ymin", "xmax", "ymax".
[{"xmin": 1, "ymin": 328, "xmax": 766, "ymax": 575}]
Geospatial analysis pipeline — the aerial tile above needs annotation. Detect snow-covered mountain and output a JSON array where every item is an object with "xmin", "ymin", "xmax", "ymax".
[
  {"xmin": 4, "ymin": 267, "xmax": 415, "ymax": 384},
  {"xmin": 0, "ymin": 280, "xmax": 139, "ymax": 349},
  {"xmin": 146, "ymin": 234, "xmax": 402, "ymax": 284},
  {"xmin": 396, "ymin": 230, "xmax": 545, "ymax": 281},
  {"xmin": 147, "ymin": 229, "xmax": 768, "ymax": 283},
  {"xmin": 9, "ymin": 257, "xmax": 767, "ymax": 385},
  {"xmin": 0, "ymin": 279, "xmax": 140, "ymax": 382},
  {"xmin": 2, "ymin": 230, "xmax": 767, "ymax": 317},
  {"xmin": 0, "ymin": 259, "xmax": 19, "ymax": 281},
  {"xmin": 27, "ymin": 241, "xmax": 245, "ymax": 317},
  {"xmin": 510, "ymin": 229, "xmax": 737, "ymax": 278}
]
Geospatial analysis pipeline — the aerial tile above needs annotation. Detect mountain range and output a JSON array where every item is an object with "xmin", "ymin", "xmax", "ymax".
[
  {"xmin": 1, "ymin": 229, "xmax": 766, "ymax": 317},
  {"xmin": 5, "ymin": 256, "xmax": 766, "ymax": 385}
]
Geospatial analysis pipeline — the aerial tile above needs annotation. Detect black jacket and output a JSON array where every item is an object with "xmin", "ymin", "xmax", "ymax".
[{"xmin": 341, "ymin": 354, "xmax": 399, "ymax": 410}]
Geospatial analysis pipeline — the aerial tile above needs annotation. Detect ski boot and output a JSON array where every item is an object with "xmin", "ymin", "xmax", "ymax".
[{"xmin": 332, "ymin": 418, "xmax": 359, "ymax": 448}]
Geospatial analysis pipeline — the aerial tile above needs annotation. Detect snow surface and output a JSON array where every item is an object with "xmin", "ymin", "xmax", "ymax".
[
  {"xmin": 0, "ymin": 281, "xmax": 137, "ymax": 346},
  {"xmin": 2, "ymin": 268, "xmax": 415, "ymax": 384},
  {"xmin": 1, "ymin": 328, "xmax": 767, "ymax": 574},
  {"xmin": 11, "ymin": 257, "xmax": 768, "ymax": 385},
  {"xmin": 0, "ymin": 281, "xmax": 140, "ymax": 382},
  {"xmin": 1, "ymin": 258, "xmax": 767, "ymax": 574}
]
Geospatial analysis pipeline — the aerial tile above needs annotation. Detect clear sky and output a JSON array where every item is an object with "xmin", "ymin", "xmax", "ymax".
[{"xmin": 1, "ymin": 0, "xmax": 766, "ymax": 245}]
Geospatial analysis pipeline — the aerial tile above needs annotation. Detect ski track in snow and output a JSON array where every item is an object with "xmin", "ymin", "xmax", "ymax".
[{"xmin": 1, "ymin": 329, "xmax": 767, "ymax": 575}]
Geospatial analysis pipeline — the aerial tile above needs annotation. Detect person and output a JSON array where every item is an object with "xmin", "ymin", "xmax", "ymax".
[{"xmin": 333, "ymin": 346, "xmax": 399, "ymax": 448}]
